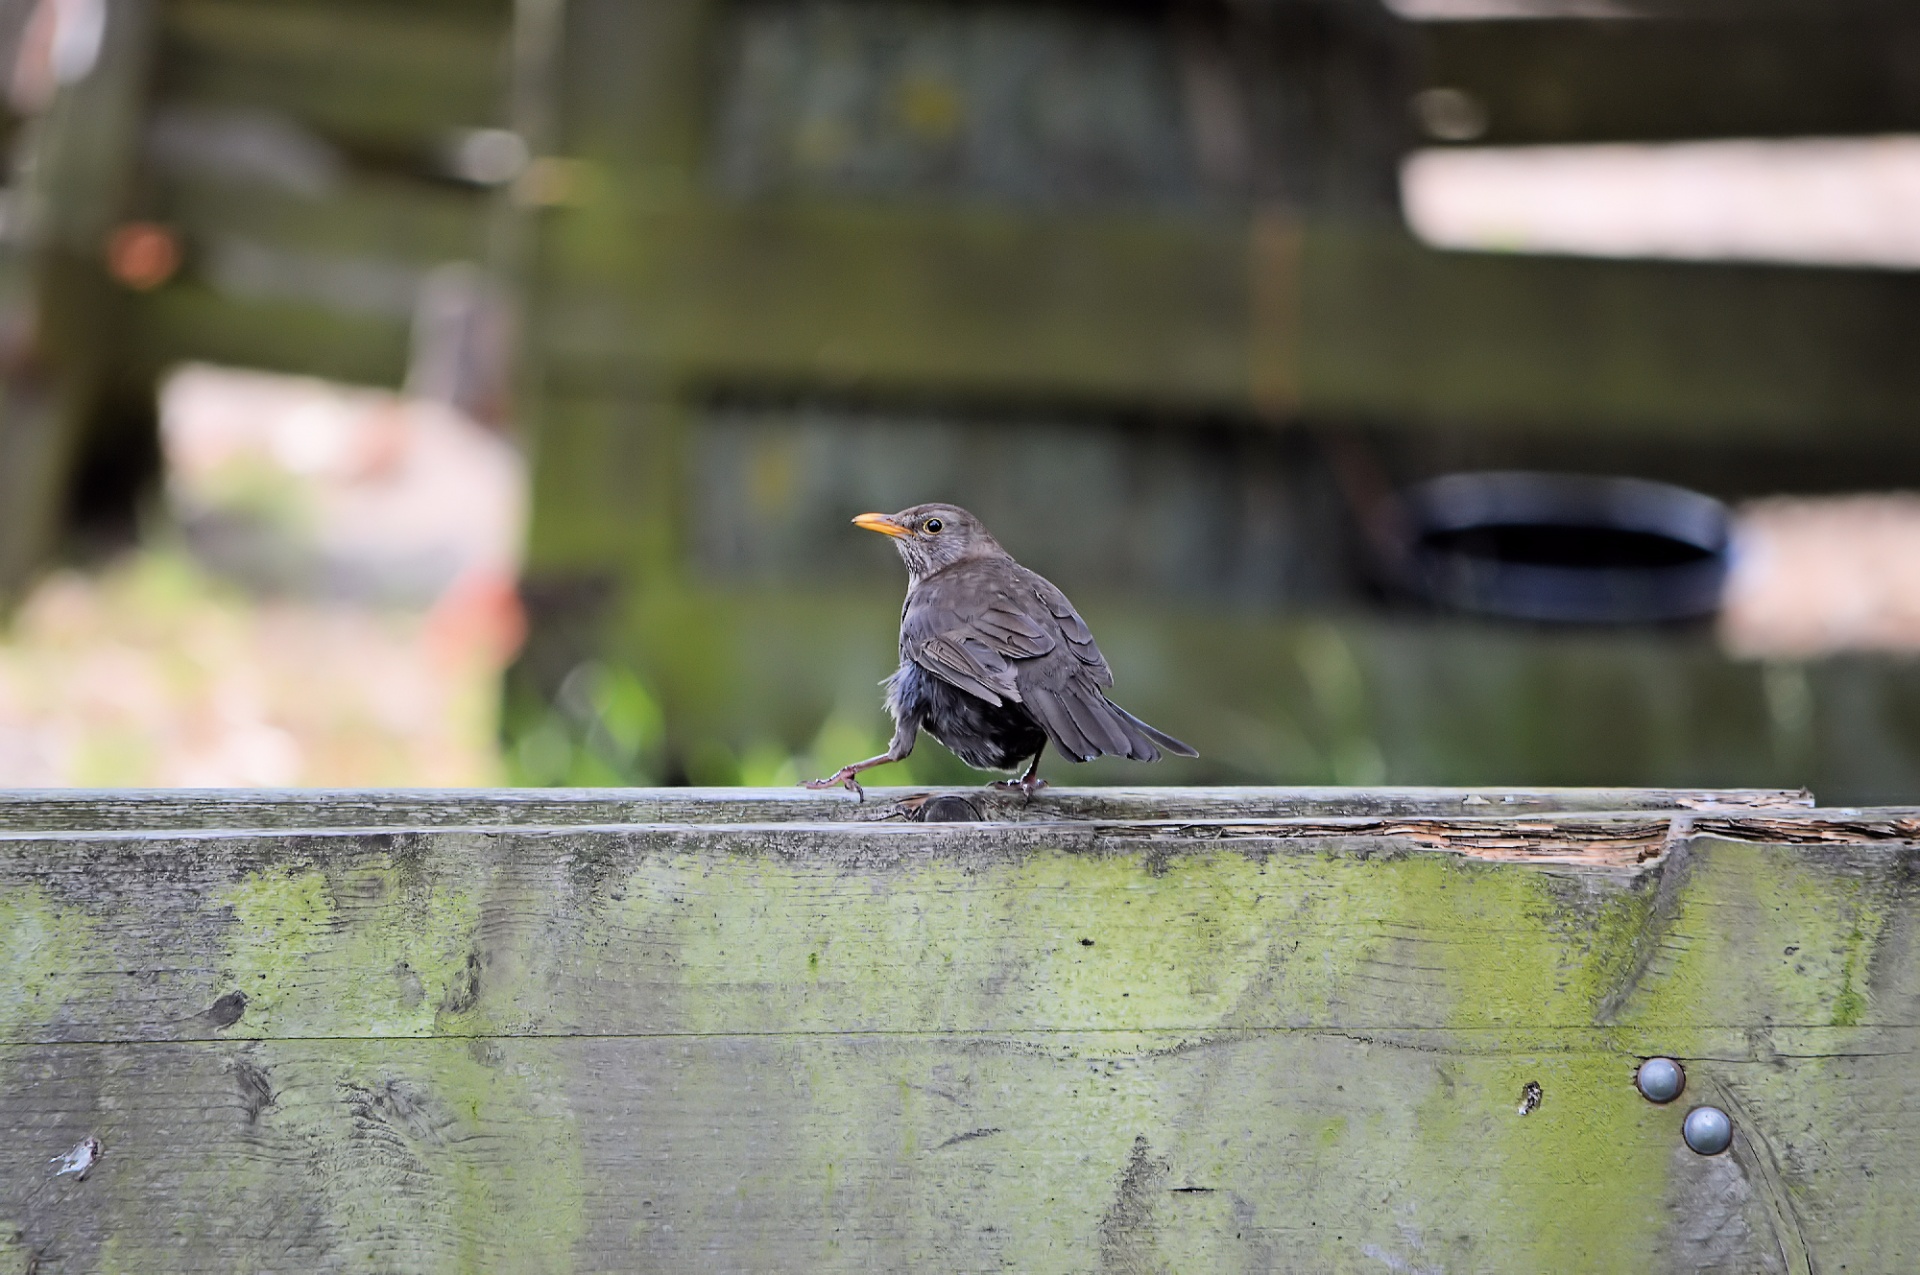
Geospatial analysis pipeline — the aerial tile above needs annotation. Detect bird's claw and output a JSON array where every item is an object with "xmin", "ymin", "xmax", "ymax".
[
  {"xmin": 802, "ymin": 772, "xmax": 866, "ymax": 801},
  {"xmin": 990, "ymin": 776, "xmax": 1049, "ymax": 800}
]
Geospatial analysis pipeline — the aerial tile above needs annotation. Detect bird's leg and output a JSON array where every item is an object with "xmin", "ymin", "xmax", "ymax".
[
  {"xmin": 802, "ymin": 753, "xmax": 892, "ymax": 801},
  {"xmin": 991, "ymin": 750, "xmax": 1048, "ymax": 800},
  {"xmin": 803, "ymin": 719, "xmax": 917, "ymax": 801}
]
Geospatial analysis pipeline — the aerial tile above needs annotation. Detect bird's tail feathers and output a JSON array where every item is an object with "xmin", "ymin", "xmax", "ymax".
[
  {"xmin": 1106, "ymin": 699, "xmax": 1198, "ymax": 759},
  {"xmin": 1028, "ymin": 691, "xmax": 1101, "ymax": 763},
  {"xmin": 1028, "ymin": 687, "xmax": 1198, "ymax": 763}
]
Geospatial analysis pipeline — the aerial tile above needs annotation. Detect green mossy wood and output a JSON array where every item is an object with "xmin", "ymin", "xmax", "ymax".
[{"xmin": 3, "ymin": 786, "xmax": 1918, "ymax": 1271}]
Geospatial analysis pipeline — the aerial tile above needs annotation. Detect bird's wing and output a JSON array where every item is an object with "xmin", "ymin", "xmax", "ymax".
[
  {"xmin": 1024, "ymin": 573, "xmax": 1113, "ymax": 689},
  {"xmin": 972, "ymin": 601, "xmax": 1056, "ymax": 658},
  {"xmin": 914, "ymin": 632, "xmax": 1021, "ymax": 707},
  {"xmin": 1010, "ymin": 567, "xmax": 1192, "ymax": 762},
  {"xmin": 906, "ymin": 562, "xmax": 1171, "ymax": 763},
  {"xmin": 901, "ymin": 575, "xmax": 1044, "ymax": 707}
]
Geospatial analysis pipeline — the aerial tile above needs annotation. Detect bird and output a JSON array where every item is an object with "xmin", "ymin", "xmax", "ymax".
[{"xmin": 806, "ymin": 503, "xmax": 1196, "ymax": 798}]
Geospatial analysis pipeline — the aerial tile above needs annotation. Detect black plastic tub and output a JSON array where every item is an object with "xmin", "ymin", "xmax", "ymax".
[{"xmin": 1400, "ymin": 471, "xmax": 1730, "ymax": 624}]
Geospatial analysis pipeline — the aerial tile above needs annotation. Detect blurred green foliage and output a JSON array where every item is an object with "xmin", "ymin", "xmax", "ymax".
[
  {"xmin": 510, "ymin": 662, "xmax": 666, "ymax": 786},
  {"xmin": 508, "ymin": 656, "xmax": 944, "ymax": 789}
]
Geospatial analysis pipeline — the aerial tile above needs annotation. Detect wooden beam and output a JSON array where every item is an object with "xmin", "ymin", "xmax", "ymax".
[
  {"xmin": 158, "ymin": 0, "xmax": 508, "ymax": 149},
  {"xmin": 106, "ymin": 0, "xmax": 1920, "ymax": 444},
  {"xmin": 0, "ymin": 0, "xmax": 159, "ymax": 605},
  {"xmin": 127, "ymin": 176, "xmax": 491, "ymax": 386},
  {"xmin": 532, "ymin": 198, "xmax": 1920, "ymax": 441},
  {"xmin": 1298, "ymin": 229, "xmax": 1920, "ymax": 440},
  {"xmin": 1419, "ymin": 14, "xmax": 1920, "ymax": 144},
  {"xmin": 0, "ymin": 783, "xmax": 1813, "ymax": 833},
  {"xmin": 539, "ymin": 196, "xmax": 1255, "ymax": 410},
  {"xmin": 2, "ymin": 791, "xmax": 1917, "ymax": 1269}
]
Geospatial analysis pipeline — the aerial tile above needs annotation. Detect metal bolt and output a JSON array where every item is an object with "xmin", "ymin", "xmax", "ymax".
[
  {"xmin": 1635, "ymin": 1057, "xmax": 1685, "ymax": 1104},
  {"xmin": 1682, "ymin": 1105, "xmax": 1733, "ymax": 1156}
]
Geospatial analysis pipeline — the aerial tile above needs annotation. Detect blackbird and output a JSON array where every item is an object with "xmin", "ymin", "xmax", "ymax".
[{"xmin": 806, "ymin": 503, "xmax": 1196, "ymax": 797}]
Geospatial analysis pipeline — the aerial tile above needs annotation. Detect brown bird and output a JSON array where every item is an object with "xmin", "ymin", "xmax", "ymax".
[{"xmin": 806, "ymin": 504, "xmax": 1196, "ymax": 798}]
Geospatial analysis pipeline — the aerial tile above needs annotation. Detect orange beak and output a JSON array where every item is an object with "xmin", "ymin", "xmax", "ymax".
[{"xmin": 852, "ymin": 512, "xmax": 909, "ymax": 539}]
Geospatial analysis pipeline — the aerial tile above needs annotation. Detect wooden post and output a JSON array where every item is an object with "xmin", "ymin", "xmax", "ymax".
[
  {"xmin": 1419, "ymin": 12, "xmax": 1920, "ymax": 145},
  {"xmin": 0, "ymin": 0, "xmax": 158, "ymax": 607},
  {"xmin": 3, "ymin": 785, "xmax": 1915, "ymax": 1270}
]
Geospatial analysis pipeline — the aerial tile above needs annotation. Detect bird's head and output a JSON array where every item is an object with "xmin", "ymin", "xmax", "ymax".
[{"xmin": 852, "ymin": 504, "xmax": 1002, "ymax": 580}]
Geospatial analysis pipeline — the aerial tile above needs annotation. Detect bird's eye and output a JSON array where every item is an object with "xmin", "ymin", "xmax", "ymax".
[{"xmin": 923, "ymin": 518, "xmax": 943, "ymax": 534}]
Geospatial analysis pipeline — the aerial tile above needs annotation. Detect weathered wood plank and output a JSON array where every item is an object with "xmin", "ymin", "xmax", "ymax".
[
  {"xmin": 542, "ymin": 198, "xmax": 1254, "ymax": 410},
  {"xmin": 0, "ymin": 784, "xmax": 1811, "ymax": 832},
  {"xmin": 538, "ymin": 199, "xmax": 1920, "ymax": 441},
  {"xmin": 129, "ymin": 285, "xmax": 412, "ymax": 388},
  {"xmin": 0, "ymin": 815, "xmax": 1907, "ymax": 1044},
  {"xmin": 1419, "ymin": 14, "xmax": 1920, "ymax": 145},
  {"xmin": 3, "ymin": 796, "xmax": 1916, "ymax": 1271},
  {"xmin": 8, "ymin": 1027, "xmax": 1909, "ymax": 1272},
  {"xmin": 159, "ymin": 0, "xmax": 508, "ymax": 147}
]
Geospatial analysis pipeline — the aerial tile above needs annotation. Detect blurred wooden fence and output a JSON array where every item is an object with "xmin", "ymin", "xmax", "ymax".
[{"xmin": 7, "ymin": 0, "xmax": 1920, "ymax": 792}]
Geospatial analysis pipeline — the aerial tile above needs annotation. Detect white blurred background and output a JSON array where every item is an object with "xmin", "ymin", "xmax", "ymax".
[{"xmin": 0, "ymin": 365, "xmax": 525, "ymax": 786}]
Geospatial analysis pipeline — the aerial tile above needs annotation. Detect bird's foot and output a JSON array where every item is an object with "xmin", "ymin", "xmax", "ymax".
[
  {"xmin": 990, "ymin": 775, "xmax": 1049, "ymax": 800},
  {"xmin": 803, "ymin": 771, "xmax": 866, "ymax": 801}
]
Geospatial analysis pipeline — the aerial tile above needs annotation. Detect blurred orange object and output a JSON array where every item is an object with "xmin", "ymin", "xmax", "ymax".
[
  {"xmin": 423, "ymin": 565, "xmax": 528, "ymax": 672},
  {"xmin": 106, "ymin": 222, "xmax": 181, "ymax": 291}
]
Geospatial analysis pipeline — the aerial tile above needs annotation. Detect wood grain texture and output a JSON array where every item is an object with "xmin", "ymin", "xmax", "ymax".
[
  {"xmin": 0, "ymin": 784, "xmax": 1813, "ymax": 833},
  {"xmin": 1, "ymin": 789, "xmax": 1915, "ymax": 1272}
]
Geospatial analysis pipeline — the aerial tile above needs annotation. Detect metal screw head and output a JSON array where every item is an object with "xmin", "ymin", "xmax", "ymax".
[
  {"xmin": 1682, "ymin": 1105, "xmax": 1733, "ymax": 1156},
  {"xmin": 1635, "ymin": 1057, "xmax": 1685, "ymax": 1104}
]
